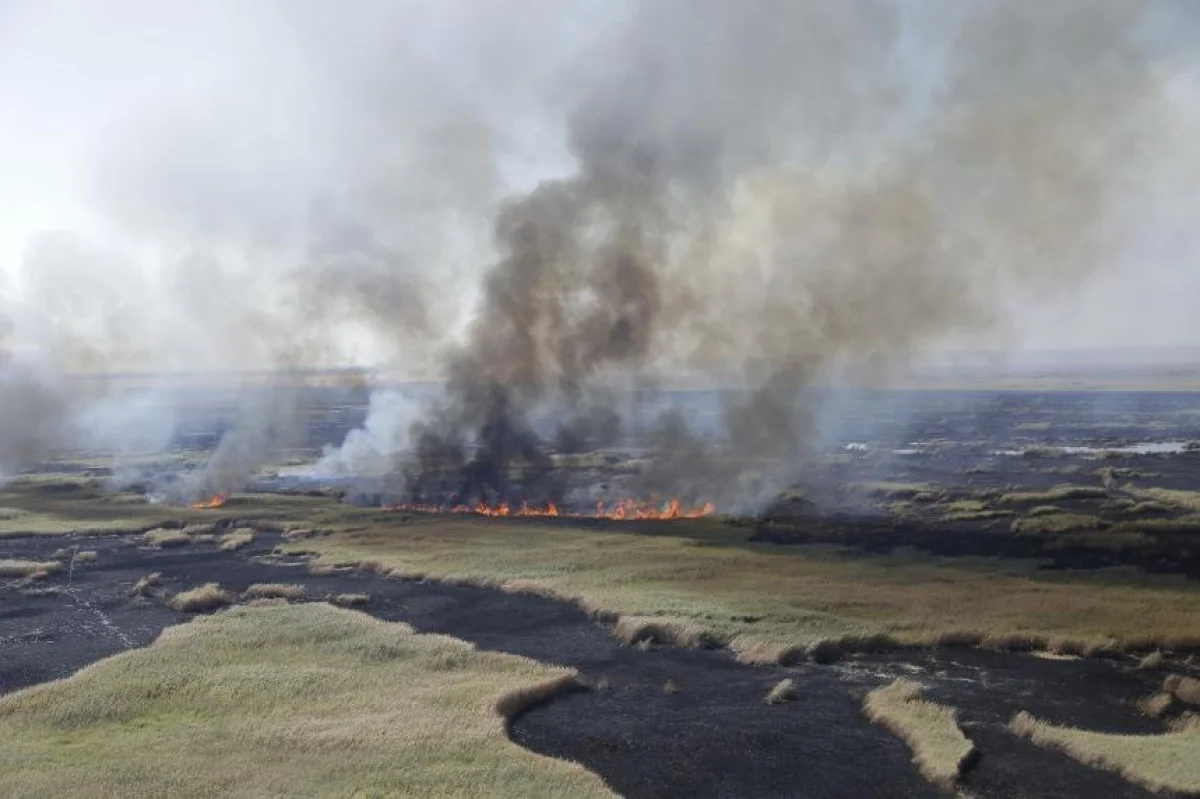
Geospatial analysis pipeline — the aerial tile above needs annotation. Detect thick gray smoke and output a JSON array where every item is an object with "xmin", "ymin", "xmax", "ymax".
[
  {"xmin": 344, "ymin": 0, "xmax": 1190, "ymax": 511},
  {"xmin": 2, "ymin": 1, "xmax": 1198, "ymax": 508}
]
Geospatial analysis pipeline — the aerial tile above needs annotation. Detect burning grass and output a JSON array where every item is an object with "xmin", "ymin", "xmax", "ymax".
[
  {"xmin": 285, "ymin": 516, "xmax": 1200, "ymax": 662},
  {"xmin": 387, "ymin": 496, "xmax": 715, "ymax": 520},
  {"xmin": 1009, "ymin": 711, "xmax": 1200, "ymax": 794},
  {"xmin": 863, "ymin": 679, "xmax": 976, "ymax": 791},
  {"xmin": 0, "ymin": 603, "xmax": 612, "ymax": 797}
]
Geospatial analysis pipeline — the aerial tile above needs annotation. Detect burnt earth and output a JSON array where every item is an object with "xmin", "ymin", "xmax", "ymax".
[{"xmin": 0, "ymin": 531, "xmax": 1187, "ymax": 799}]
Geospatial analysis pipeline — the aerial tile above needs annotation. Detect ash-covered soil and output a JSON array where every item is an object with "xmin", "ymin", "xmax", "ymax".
[{"xmin": 1, "ymin": 530, "xmax": 1187, "ymax": 799}]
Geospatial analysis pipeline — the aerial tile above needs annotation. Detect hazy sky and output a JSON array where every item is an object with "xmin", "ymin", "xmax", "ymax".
[{"xmin": 2, "ymin": 0, "xmax": 1199, "ymax": 375}]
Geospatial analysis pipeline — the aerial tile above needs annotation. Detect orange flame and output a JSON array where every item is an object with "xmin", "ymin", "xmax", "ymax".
[
  {"xmin": 190, "ymin": 492, "xmax": 229, "ymax": 509},
  {"xmin": 384, "ymin": 497, "xmax": 712, "ymax": 520}
]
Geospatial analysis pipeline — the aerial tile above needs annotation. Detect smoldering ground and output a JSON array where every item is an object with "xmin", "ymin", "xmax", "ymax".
[{"xmin": 2, "ymin": 1, "xmax": 1199, "ymax": 509}]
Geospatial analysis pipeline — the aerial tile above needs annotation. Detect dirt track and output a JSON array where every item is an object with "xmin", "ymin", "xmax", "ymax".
[{"xmin": 0, "ymin": 531, "xmax": 1184, "ymax": 798}]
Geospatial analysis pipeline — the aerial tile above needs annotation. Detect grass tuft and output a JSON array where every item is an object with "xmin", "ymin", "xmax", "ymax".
[
  {"xmin": 1137, "ymin": 692, "xmax": 1175, "ymax": 719},
  {"xmin": 130, "ymin": 572, "xmax": 162, "ymax": 597},
  {"xmin": 331, "ymin": 592, "xmax": 370, "ymax": 607},
  {"xmin": 864, "ymin": 679, "xmax": 976, "ymax": 791},
  {"xmin": 242, "ymin": 583, "xmax": 305, "ymax": 601},
  {"xmin": 613, "ymin": 616, "xmax": 721, "ymax": 649},
  {"xmin": 1164, "ymin": 674, "xmax": 1200, "ymax": 706},
  {"xmin": 168, "ymin": 583, "xmax": 233, "ymax": 613},
  {"xmin": 765, "ymin": 678, "xmax": 796, "ymax": 705}
]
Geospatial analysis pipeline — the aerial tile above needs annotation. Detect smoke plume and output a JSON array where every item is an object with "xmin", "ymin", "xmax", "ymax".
[
  {"xmin": 2, "ymin": 1, "xmax": 1198, "ymax": 509},
  {"xmin": 351, "ymin": 0, "xmax": 1187, "ymax": 511}
]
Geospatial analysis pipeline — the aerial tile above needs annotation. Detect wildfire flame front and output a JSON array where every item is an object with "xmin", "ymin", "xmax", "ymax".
[{"xmin": 384, "ymin": 497, "xmax": 713, "ymax": 520}]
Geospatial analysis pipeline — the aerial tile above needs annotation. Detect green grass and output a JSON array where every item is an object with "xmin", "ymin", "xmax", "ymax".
[
  {"xmin": 864, "ymin": 679, "xmax": 975, "ymax": 790},
  {"xmin": 0, "ymin": 603, "xmax": 612, "ymax": 798},
  {"xmin": 1010, "ymin": 711, "xmax": 1200, "ymax": 794},
  {"xmin": 283, "ymin": 516, "xmax": 1200, "ymax": 660}
]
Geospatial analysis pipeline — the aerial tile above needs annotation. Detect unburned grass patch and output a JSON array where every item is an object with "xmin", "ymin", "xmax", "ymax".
[
  {"xmin": 1010, "ymin": 513, "xmax": 1103, "ymax": 535},
  {"xmin": 1010, "ymin": 711, "xmax": 1200, "ymax": 794},
  {"xmin": 613, "ymin": 616, "xmax": 721, "ymax": 649},
  {"xmin": 242, "ymin": 583, "xmax": 305, "ymax": 601},
  {"xmin": 142, "ymin": 528, "xmax": 190, "ymax": 548},
  {"xmin": 130, "ymin": 572, "xmax": 161, "ymax": 597},
  {"xmin": 846, "ymin": 482, "xmax": 939, "ymax": 500},
  {"xmin": 218, "ymin": 528, "xmax": 256, "ymax": 552},
  {"xmin": 0, "ymin": 559, "xmax": 61, "ymax": 579},
  {"xmin": 1127, "ymin": 486, "xmax": 1200, "ymax": 514},
  {"xmin": 168, "ymin": 583, "xmax": 233, "ymax": 613},
  {"xmin": 286, "ymin": 517, "xmax": 1200, "ymax": 662},
  {"xmin": 1164, "ymin": 674, "xmax": 1200, "ymax": 706},
  {"xmin": 0, "ymin": 603, "xmax": 613, "ymax": 797},
  {"xmin": 864, "ymin": 679, "xmax": 976, "ymax": 791},
  {"xmin": 331, "ymin": 592, "xmax": 370, "ymax": 607},
  {"xmin": 1000, "ymin": 485, "xmax": 1108, "ymax": 504}
]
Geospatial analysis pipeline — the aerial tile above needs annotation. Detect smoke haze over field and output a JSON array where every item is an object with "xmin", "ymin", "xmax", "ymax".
[{"xmin": 2, "ymin": 1, "xmax": 1200, "ymax": 505}]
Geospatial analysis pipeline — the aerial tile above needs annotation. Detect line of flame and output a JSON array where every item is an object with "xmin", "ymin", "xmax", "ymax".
[
  {"xmin": 190, "ymin": 492, "xmax": 229, "ymax": 509},
  {"xmin": 383, "ymin": 497, "xmax": 714, "ymax": 520}
]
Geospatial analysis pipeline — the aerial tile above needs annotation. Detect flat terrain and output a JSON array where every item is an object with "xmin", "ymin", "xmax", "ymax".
[
  {"xmin": 2, "ymin": 524, "xmax": 1194, "ymax": 798},
  {"xmin": 3, "ymin": 386, "xmax": 1200, "ymax": 796}
]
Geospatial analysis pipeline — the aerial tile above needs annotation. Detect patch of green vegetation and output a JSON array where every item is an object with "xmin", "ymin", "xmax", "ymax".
[{"xmin": 0, "ymin": 604, "xmax": 611, "ymax": 797}]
